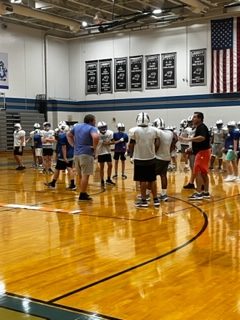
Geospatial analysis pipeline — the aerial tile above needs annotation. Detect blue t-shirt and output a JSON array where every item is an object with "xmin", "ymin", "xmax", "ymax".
[
  {"xmin": 33, "ymin": 131, "xmax": 42, "ymax": 148},
  {"xmin": 56, "ymin": 132, "xmax": 74, "ymax": 160},
  {"xmin": 225, "ymin": 129, "xmax": 240, "ymax": 150},
  {"xmin": 71, "ymin": 123, "xmax": 98, "ymax": 156},
  {"xmin": 113, "ymin": 132, "xmax": 129, "ymax": 152}
]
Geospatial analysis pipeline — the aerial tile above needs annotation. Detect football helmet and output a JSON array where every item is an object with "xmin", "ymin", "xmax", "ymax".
[
  {"xmin": 97, "ymin": 121, "xmax": 108, "ymax": 133},
  {"xmin": 43, "ymin": 122, "xmax": 51, "ymax": 129},
  {"xmin": 14, "ymin": 123, "xmax": 21, "ymax": 130},
  {"xmin": 117, "ymin": 123, "xmax": 125, "ymax": 132},
  {"xmin": 153, "ymin": 117, "xmax": 165, "ymax": 129},
  {"xmin": 33, "ymin": 123, "xmax": 41, "ymax": 129},
  {"xmin": 180, "ymin": 119, "xmax": 187, "ymax": 128},
  {"xmin": 216, "ymin": 119, "xmax": 223, "ymax": 129},
  {"xmin": 187, "ymin": 115, "xmax": 193, "ymax": 123},
  {"xmin": 136, "ymin": 112, "xmax": 150, "ymax": 127},
  {"xmin": 58, "ymin": 121, "xmax": 67, "ymax": 131},
  {"xmin": 227, "ymin": 121, "xmax": 236, "ymax": 128}
]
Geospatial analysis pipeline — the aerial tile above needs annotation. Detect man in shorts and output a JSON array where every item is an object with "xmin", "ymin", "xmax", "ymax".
[
  {"xmin": 128, "ymin": 112, "xmax": 160, "ymax": 208},
  {"xmin": 179, "ymin": 112, "xmax": 211, "ymax": 200},
  {"xmin": 67, "ymin": 114, "xmax": 99, "ymax": 201},
  {"xmin": 13, "ymin": 123, "xmax": 26, "ymax": 170}
]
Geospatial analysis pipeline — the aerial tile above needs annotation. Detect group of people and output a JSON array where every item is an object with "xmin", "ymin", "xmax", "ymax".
[{"xmin": 13, "ymin": 110, "xmax": 239, "ymax": 206}]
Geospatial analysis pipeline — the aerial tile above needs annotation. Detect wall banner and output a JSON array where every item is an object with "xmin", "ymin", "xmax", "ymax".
[
  {"xmin": 145, "ymin": 54, "xmax": 160, "ymax": 89},
  {"xmin": 0, "ymin": 53, "xmax": 9, "ymax": 89},
  {"xmin": 190, "ymin": 49, "xmax": 206, "ymax": 86},
  {"xmin": 99, "ymin": 59, "xmax": 112, "ymax": 94},
  {"xmin": 114, "ymin": 57, "xmax": 128, "ymax": 92},
  {"xmin": 85, "ymin": 60, "xmax": 98, "ymax": 95},
  {"xmin": 130, "ymin": 55, "xmax": 143, "ymax": 91},
  {"xmin": 161, "ymin": 52, "xmax": 176, "ymax": 88}
]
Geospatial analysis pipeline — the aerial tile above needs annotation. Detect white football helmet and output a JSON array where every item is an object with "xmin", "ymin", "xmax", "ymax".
[
  {"xmin": 136, "ymin": 112, "xmax": 150, "ymax": 127},
  {"xmin": 216, "ymin": 119, "xmax": 223, "ymax": 128},
  {"xmin": 14, "ymin": 123, "xmax": 21, "ymax": 130},
  {"xmin": 187, "ymin": 115, "xmax": 193, "ymax": 123},
  {"xmin": 33, "ymin": 123, "xmax": 41, "ymax": 129},
  {"xmin": 117, "ymin": 123, "xmax": 125, "ymax": 132},
  {"xmin": 58, "ymin": 121, "xmax": 67, "ymax": 131},
  {"xmin": 43, "ymin": 122, "xmax": 51, "ymax": 129},
  {"xmin": 227, "ymin": 121, "xmax": 236, "ymax": 127},
  {"xmin": 153, "ymin": 117, "xmax": 165, "ymax": 129},
  {"xmin": 180, "ymin": 119, "xmax": 187, "ymax": 128},
  {"xmin": 97, "ymin": 121, "xmax": 108, "ymax": 133}
]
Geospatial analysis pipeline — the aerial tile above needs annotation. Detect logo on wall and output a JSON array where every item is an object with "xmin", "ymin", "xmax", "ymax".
[{"xmin": 0, "ymin": 53, "xmax": 8, "ymax": 89}]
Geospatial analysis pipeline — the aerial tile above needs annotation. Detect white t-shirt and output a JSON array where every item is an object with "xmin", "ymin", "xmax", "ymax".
[
  {"xmin": 155, "ymin": 129, "xmax": 173, "ymax": 161},
  {"xmin": 180, "ymin": 126, "xmax": 192, "ymax": 146},
  {"xmin": 97, "ymin": 130, "xmax": 113, "ymax": 155},
  {"xmin": 129, "ymin": 126, "xmax": 159, "ymax": 160},
  {"xmin": 42, "ymin": 129, "xmax": 55, "ymax": 148},
  {"xmin": 14, "ymin": 129, "xmax": 26, "ymax": 147}
]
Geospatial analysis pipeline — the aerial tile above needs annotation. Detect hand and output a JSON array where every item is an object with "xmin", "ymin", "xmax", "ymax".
[
  {"xmin": 130, "ymin": 158, "xmax": 133, "ymax": 164},
  {"xmin": 119, "ymin": 137, "xmax": 124, "ymax": 142}
]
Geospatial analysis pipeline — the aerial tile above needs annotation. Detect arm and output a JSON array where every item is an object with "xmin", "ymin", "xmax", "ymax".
[
  {"xmin": 91, "ymin": 131, "xmax": 100, "ymax": 154},
  {"xmin": 67, "ymin": 131, "xmax": 74, "ymax": 147},
  {"xmin": 179, "ymin": 135, "xmax": 205, "ymax": 143},
  {"xmin": 128, "ymin": 139, "xmax": 135, "ymax": 158},
  {"xmin": 62, "ymin": 144, "xmax": 68, "ymax": 162}
]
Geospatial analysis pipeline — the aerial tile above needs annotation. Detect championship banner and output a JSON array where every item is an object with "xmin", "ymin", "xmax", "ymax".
[
  {"xmin": 130, "ymin": 55, "xmax": 143, "ymax": 91},
  {"xmin": 0, "ymin": 53, "xmax": 9, "ymax": 89},
  {"xmin": 85, "ymin": 60, "xmax": 98, "ymax": 95},
  {"xmin": 161, "ymin": 52, "xmax": 176, "ymax": 88},
  {"xmin": 145, "ymin": 54, "xmax": 160, "ymax": 89},
  {"xmin": 190, "ymin": 49, "xmax": 206, "ymax": 86},
  {"xmin": 99, "ymin": 59, "xmax": 112, "ymax": 94}
]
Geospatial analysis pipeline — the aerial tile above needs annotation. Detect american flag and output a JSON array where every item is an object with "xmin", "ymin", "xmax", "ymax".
[{"xmin": 211, "ymin": 17, "xmax": 240, "ymax": 93}]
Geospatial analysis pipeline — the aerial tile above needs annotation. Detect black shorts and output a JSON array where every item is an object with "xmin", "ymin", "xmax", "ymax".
[
  {"xmin": 114, "ymin": 152, "xmax": 126, "ymax": 161},
  {"xmin": 14, "ymin": 146, "xmax": 24, "ymax": 156},
  {"xmin": 134, "ymin": 159, "xmax": 156, "ymax": 182},
  {"xmin": 155, "ymin": 159, "xmax": 170, "ymax": 176},
  {"xmin": 55, "ymin": 160, "xmax": 74, "ymax": 170},
  {"xmin": 43, "ymin": 148, "xmax": 53, "ymax": 156},
  {"xmin": 181, "ymin": 144, "xmax": 189, "ymax": 153},
  {"xmin": 98, "ymin": 154, "xmax": 112, "ymax": 163}
]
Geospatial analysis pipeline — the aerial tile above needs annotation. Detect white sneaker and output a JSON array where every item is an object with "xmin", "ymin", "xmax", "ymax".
[{"xmin": 224, "ymin": 175, "xmax": 236, "ymax": 182}]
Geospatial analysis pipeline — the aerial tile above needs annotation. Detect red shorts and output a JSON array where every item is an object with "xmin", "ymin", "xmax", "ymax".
[{"xmin": 193, "ymin": 149, "xmax": 211, "ymax": 175}]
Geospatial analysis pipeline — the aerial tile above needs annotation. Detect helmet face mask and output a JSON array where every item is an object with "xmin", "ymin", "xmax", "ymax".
[
  {"xmin": 136, "ymin": 112, "xmax": 150, "ymax": 127},
  {"xmin": 97, "ymin": 121, "xmax": 107, "ymax": 134},
  {"xmin": 227, "ymin": 121, "xmax": 236, "ymax": 130},
  {"xmin": 180, "ymin": 119, "xmax": 187, "ymax": 128},
  {"xmin": 43, "ymin": 122, "xmax": 51, "ymax": 130},
  {"xmin": 58, "ymin": 121, "xmax": 67, "ymax": 131}
]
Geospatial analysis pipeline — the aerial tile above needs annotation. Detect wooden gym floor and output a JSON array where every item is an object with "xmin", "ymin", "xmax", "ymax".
[{"xmin": 0, "ymin": 151, "xmax": 240, "ymax": 320}]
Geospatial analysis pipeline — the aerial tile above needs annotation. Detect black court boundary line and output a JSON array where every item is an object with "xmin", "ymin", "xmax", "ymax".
[
  {"xmin": 3, "ymin": 292, "xmax": 121, "ymax": 320},
  {"xmin": 49, "ymin": 198, "xmax": 208, "ymax": 303}
]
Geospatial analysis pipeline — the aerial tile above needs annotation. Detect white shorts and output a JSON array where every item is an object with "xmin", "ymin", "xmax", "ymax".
[{"xmin": 35, "ymin": 148, "xmax": 43, "ymax": 157}]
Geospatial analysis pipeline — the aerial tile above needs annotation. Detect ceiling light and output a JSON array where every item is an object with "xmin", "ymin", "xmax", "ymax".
[
  {"xmin": 152, "ymin": 8, "xmax": 162, "ymax": 14},
  {"xmin": 10, "ymin": 0, "xmax": 22, "ymax": 3},
  {"xmin": 82, "ymin": 21, "xmax": 88, "ymax": 27}
]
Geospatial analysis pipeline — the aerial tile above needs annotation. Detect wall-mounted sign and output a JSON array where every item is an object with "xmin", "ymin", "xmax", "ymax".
[
  {"xmin": 161, "ymin": 52, "xmax": 176, "ymax": 88},
  {"xmin": 190, "ymin": 49, "xmax": 206, "ymax": 86},
  {"xmin": 130, "ymin": 55, "xmax": 143, "ymax": 91},
  {"xmin": 145, "ymin": 54, "xmax": 160, "ymax": 89},
  {"xmin": 0, "ymin": 53, "xmax": 8, "ymax": 89},
  {"xmin": 99, "ymin": 59, "xmax": 112, "ymax": 94},
  {"xmin": 85, "ymin": 60, "xmax": 98, "ymax": 94},
  {"xmin": 114, "ymin": 57, "xmax": 128, "ymax": 91}
]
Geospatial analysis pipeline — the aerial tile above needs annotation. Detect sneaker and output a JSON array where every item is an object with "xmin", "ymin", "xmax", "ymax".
[
  {"xmin": 137, "ymin": 194, "xmax": 151, "ymax": 201},
  {"xmin": 153, "ymin": 197, "xmax": 160, "ymax": 207},
  {"xmin": 160, "ymin": 194, "xmax": 168, "ymax": 202},
  {"xmin": 202, "ymin": 191, "xmax": 211, "ymax": 199},
  {"xmin": 79, "ymin": 193, "xmax": 93, "ymax": 201},
  {"xmin": 122, "ymin": 174, "xmax": 127, "ymax": 179},
  {"xmin": 183, "ymin": 183, "xmax": 195, "ymax": 189},
  {"xmin": 112, "ymin": 175, "xmax": 118, "ymax": 179},
  {"xmin": 106, "ymin": 179, "xmax": 116, "ymax": 186},
  {"xmin": 189, "ymin": 192, "xmax": 203, "ymax": 200},
  {"xmin": 135, "ymin": 199, "xmax": 149, "ymax": 208},
  {"xmin": 224, "ymin": 175, "xmax": 236, "ymax": 182},
  {"xmin": 48, "ymin": 168, "xmax": 54, "ymax": 174},
  {"xmin": 16, "ymin": 166, "xmax": 25, "ymax": 170},
  {"xmin": 42, "ymin": 169, "xmax": 48, "ymax": 174},
  {"xmin": 44, "ymin": 182, "xmax": 56, "ymax": 189},
  {"xmin": 101, "ymin": 180, "xmax": 105, "ymax": 188},
  {"xmin": 67, "ymin": 185, "xmax": 77, "ymax": 191}
]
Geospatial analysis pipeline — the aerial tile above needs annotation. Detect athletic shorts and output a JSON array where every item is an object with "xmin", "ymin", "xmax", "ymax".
[
  {"xmin": 114, "ymin": 152, "xmax": 126, "ymax": 161},
  {"xmin": 226, "ymin": 150, "xmax": 237, "ymax": 161},
  {"xmin": 43, "ymin": 148, "xmax": 53, "ymax": 156},
  {"xmin": 155, "ymin": 159, "xmax": 170, "ymax": 176},
  {"xmin": 55, "ymin": 160, "xmax": 74, "ymax": 170},
  {"xmin": 134, "ymin": 159, "xmax": 156, "ymax": 182},
  {"xmin": 212, "ymin": 143, "xmax": 223, "ymax": 158},
  {"xmin": 74, "ymin": 154, "xmax": 94, "ymax": 175},
  {"xmin": 13, "ymin": 146, "xmax": 24, "ymax": 156},
  {"xmin": 193, "ymin": 149, "xmax": 211, "ymax": 175},
  {"xmin": 98, "ymin": 154, "xmax": 112, "ymax": 163},
  {"xmin": 35, "ymin": 148, "xmax": 43, "ymax": 157}
]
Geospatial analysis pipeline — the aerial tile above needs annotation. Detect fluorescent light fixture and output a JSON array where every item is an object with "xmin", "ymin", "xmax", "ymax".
[
  {"xmin": 10, "ymin": 0, "xmax": 22, "ymax": 3},
  {"xmin": 152, "ymin": 8, "xmax": 162, "ymax": 14},
  {"xmin": 82, "ymin": 21, "xmax": 88, "ymax": 27}
]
